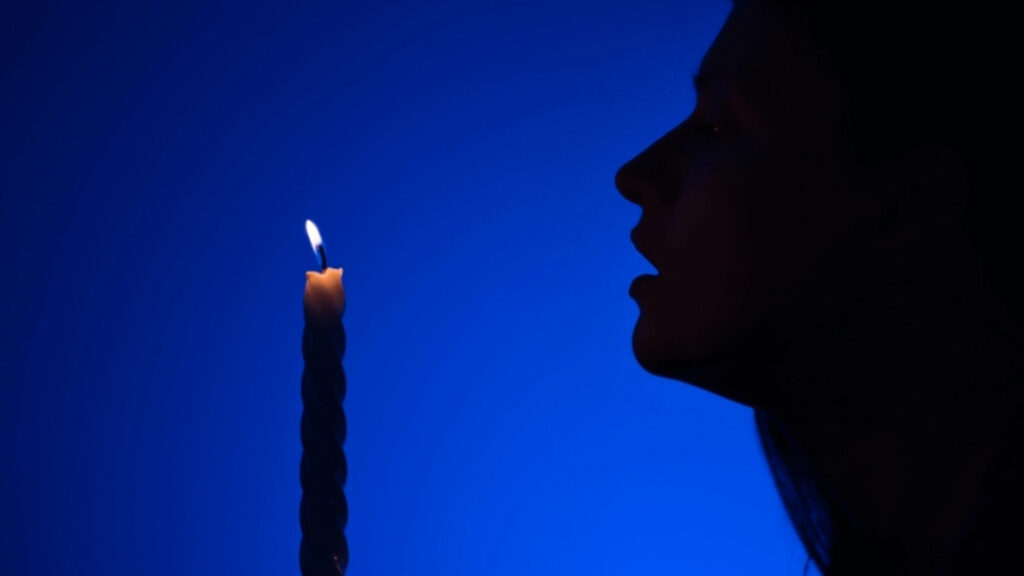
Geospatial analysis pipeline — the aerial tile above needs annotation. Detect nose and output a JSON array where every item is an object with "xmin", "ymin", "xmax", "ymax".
[
  {"xmin": 615, "ymin": 162, "xmax": 641, "ymax": 207},
  {"xmin": 615, "ymin": 127, "xmax": 682, "ymax": 207}
]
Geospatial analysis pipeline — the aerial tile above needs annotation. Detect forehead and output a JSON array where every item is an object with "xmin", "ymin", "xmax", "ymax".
[{"xmin": 698, "ymin": 0, "xmax": 844, "ymax": 132}]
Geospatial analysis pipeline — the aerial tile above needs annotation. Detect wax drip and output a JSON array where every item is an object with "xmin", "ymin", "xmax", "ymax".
[{"xmin": 300, "ymin": 320, "xmax": 348, "ymax": 575}]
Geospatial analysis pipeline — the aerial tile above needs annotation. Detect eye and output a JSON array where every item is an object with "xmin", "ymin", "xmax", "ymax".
[{"xmin": 692, "ymin": 122, "xmax": 722, "ymax": 139}]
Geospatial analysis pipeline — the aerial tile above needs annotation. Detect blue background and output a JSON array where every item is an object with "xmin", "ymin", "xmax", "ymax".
[{"xmin": 1, "ymin": 1, "xmax": 810, "ymax": 574}]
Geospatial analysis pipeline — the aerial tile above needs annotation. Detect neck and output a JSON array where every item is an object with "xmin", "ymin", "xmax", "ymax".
[{"xmin": 760, "ymin": 230, "xmax": 1024, "ymax": 573}]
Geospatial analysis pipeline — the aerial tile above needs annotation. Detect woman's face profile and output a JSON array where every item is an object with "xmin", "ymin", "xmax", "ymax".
[{"xmin": 616, "ymin": 0, "xmax": 871, "ymax": 403}]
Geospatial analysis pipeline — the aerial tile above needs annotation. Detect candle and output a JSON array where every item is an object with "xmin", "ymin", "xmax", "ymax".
[{"xmin": 300, "ymin": 219, "xmax": 348, "ymax": 575}]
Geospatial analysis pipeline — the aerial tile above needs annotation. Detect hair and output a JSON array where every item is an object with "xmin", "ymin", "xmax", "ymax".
[{"xmin": 746, "ymin": 0, "xmax": 1022, "ymax": 574}]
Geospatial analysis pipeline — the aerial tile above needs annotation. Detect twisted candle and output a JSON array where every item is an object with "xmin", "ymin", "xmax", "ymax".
[{"xmin": 300, "ymin": 220, "xmax": 348, "ymax": 575}]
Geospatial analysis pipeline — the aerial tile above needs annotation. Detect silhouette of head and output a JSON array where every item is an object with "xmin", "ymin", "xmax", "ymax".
[
  {"xmin": 615, "ymin": 0, "xmax": 1018, "ymax": 408},
  {"xmin": 616, "ymin": 0, "xmax": 1022, "ymax": 573}
]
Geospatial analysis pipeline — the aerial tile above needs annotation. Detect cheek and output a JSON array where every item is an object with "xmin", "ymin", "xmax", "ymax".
[
  {"xmin": 746, "ymin": 151, "xmax": 853, "ymax": 320},
  {"xmin": 654, "ymin": 159, "xmax": 758, "ymax": 359}
]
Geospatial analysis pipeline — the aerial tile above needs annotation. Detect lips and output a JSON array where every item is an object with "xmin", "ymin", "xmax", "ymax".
[{"xmin": 629, "ymin": 273, "xmax": 658, "ymax": 300}]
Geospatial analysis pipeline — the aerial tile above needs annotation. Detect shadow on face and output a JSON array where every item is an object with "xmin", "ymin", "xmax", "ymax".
[{"xmin": 615, "ymin": 0, "xmax": 875, "ymax": 405}]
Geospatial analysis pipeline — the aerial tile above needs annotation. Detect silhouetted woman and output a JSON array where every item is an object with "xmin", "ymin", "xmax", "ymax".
[{"xmin": 615, "ymin": 0, "xmax": 1023, "ymax": 574}]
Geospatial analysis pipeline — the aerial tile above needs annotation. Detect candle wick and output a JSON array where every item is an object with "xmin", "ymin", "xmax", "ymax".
[{"xmin": 318, "ymin": 244, "xmax": 328, "ymax": 272}]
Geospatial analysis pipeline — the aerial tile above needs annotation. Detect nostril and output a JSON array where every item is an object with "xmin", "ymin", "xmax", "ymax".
[{"xmin": 617, "ymin": 163, "xmax": 668, "ymax": 208}]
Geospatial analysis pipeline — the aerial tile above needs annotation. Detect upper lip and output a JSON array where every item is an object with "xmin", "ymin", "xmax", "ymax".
[{"xmin": 630, "ymin": 225, "xmax": 661, "ymax": 274}]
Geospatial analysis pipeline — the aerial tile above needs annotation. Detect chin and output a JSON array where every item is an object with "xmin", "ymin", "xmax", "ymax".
[
  {"xmin": 631, "ymin": 309, "xmax": 708, "ymax": 377},
  {"xmin": 630, "ymin": 308, "xmax": 764, "ymax": 408}
]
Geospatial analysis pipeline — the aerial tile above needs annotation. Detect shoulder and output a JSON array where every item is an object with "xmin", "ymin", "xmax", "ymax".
[{"xmin": 939, "ymin": 404, "xmax": 1024, "ymax": 575}]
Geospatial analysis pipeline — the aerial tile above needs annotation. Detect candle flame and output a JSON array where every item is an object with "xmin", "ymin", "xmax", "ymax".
[{"xmin": 305, "ymin": 219, "xmax": 323, "ymax": 254}]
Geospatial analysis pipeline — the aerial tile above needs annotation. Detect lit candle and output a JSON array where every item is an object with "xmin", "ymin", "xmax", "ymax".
[{"xmin": 300, "ymin": 219, "xmax": 348, "ymax": 575}]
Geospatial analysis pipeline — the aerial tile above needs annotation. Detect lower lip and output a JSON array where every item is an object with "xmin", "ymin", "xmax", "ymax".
[{"xmin": 629, "ymin": 274, "xmax": 659, "ymax": 299}]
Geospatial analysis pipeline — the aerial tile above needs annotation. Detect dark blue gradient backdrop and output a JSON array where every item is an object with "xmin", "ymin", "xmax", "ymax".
[{"xmin": 1, "ymin": 1, "xmax": 809, "ymax": 574}]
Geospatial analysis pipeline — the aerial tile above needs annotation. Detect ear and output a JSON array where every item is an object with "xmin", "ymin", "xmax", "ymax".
[{"xmin": 877, "ymin": 143, "xmax": 968, "ymax": 236}]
